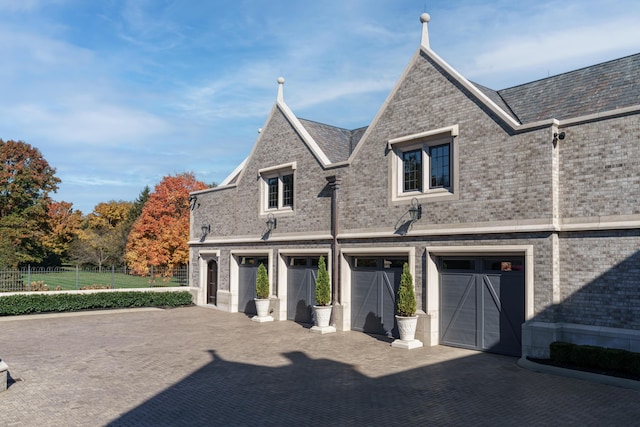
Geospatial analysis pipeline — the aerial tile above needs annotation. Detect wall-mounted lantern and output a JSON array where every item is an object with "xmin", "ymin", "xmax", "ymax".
[
  {"xmin": 409, "ymin": 197, "xmax": 422, "ymax": 223},
  {"xmin": 201, "ymin": 224, "xmax": 210, "ymax": 239},
  {"xmin": 266, "ymin": 213, "xmax": 277, "ymax": 232}
]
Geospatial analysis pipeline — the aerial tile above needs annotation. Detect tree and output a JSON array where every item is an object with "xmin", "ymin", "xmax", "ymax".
[
  {"xmin": 0, "ymin": 139, "xmax": 60, "ymax": 268},
  {"xmin": 396, "ymin": 263, "xmax": 416, "ymax": 317},
  {"xmin": 125, "ymin": 173, "xmax": 207, "ymax": 274},
  {"xmin": 315, "ymin": 256, "xmax": 331, "ymax": 306},
  {"xmin": 71, "ymin": 201, "xmax": 133, "ymax": 270},
  {"xmin": 41, "ymin": 200, "xmax": 83, "ymax": 264}
]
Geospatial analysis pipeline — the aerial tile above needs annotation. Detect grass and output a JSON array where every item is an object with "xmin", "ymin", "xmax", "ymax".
[{"xmin": 21, "ymin": 269, "xmax": 184, "ymax": 291}]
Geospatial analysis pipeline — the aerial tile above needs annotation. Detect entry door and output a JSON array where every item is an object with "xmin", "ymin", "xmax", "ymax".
[
  {"xmin": 439, "ymin": 257, "xmax": 525, "ymax": 356},
  {"xmin": 238, "ymin": 256, "xmax": 268, "ymax": 314},
  {"xmin": 207, "ymin": 259, "xmax": 218, "ymax": 305},
  {"xmin": 287, "ymin": 257, "xmax": 319, "ymax": 323},
  {"xmin": 351, "ymin": 257, "xmax": 405, "ymax": 338}
]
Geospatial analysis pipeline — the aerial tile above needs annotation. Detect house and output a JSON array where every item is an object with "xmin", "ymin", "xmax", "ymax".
[{"xmin": 189, "ymin": 13, "xmax": 640, "ymax": 358}]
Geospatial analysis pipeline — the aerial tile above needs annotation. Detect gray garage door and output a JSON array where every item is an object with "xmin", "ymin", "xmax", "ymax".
[
  {"xmin": 439, "ymin": 257, "xmax": 525, "ymax": 357},
  {"xmin": 238, "ymin": 256, "xmax": 268, "ymax": 315},
  {"xmin": 351, "ymin": 257, "xmax": 406, "ymax": 338},
  {"xmin": 287, "ymin": 257, "xmax": 319, "ymax": 324}
]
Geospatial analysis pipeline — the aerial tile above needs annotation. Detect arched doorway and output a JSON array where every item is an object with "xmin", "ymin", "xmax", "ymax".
[{"xmin": 207, "ymin": 259, "xmax": 218, "ymax": 305}]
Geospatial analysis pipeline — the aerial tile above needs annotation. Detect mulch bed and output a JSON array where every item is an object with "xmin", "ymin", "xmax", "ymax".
[{"xmin": 527, "ymin": 357, "xmax": 640, "ymax": 382}]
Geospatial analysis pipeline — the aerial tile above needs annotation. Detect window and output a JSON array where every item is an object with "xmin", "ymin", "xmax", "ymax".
[
  {"xmin": 259, "ymin": 162, "xmax": 296, "ymax": 214},
  {"xmin": 389, "ymin": 126, "xmax": 459, "ymax": 202}
]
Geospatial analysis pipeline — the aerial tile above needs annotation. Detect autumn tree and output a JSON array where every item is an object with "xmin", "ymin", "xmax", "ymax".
[
  {"xmin": 125, "ymin": 173, "xmax": 207, "ymax": 274},
  {"xmin": 71, "ymin": 201, "xmax": 133, "ymax": 270},
  {"xmin": 0, "ymin": 139, "xmax": 60, "ymax": 268},
  {"xmin": 41, "ymin": 200, "xmax": 83, "ymax": 264}
]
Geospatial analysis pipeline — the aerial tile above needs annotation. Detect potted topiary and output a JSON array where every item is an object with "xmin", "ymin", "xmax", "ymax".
[
  {"xmin": 310, "ymin": 256, "xmax": 335, "ymax": 334},
  {"xmin": 253, "ymin": 263, "xmax": 273, "ymax": 322},
  {"xmin": 392, "ymin": 262, "xmax": 423, "ymax": 349}
]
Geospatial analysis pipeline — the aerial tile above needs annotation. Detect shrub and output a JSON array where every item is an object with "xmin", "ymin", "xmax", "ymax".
[
  {"xmin": 255, "ymin": 263, "xmax": 270, "ymax": 299},
  {"xmin": 0, "ymin": 291, "xmax": 193, "ymax": 316},
  {"xmin": 396, "ymin": 263, "xmax": 416, "ymax": 317},
  {"xmin": 315, "ymin": 256, "xmax": 331, "ymax": 306},
  {"xmin": 549, "ymin": 341, "xmax": 640, "ymax": 377}
]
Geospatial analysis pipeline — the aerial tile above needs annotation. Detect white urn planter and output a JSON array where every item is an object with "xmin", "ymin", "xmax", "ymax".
[
  {"xmin": 310, "ymin": 305, "xmax": 336, "ymax": 334},
  {"xmin": 252, "ymin": 298, "xmax": 273, "ymax": 323},
  {"xmin": 391, "ymin": 315, "xmax": 423, "ymax": 349}
]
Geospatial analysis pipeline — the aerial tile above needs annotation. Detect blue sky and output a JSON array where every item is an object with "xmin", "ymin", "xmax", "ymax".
[{"xmin": 1, "ymin": 0, "xmax": 639, "ymax": 214}]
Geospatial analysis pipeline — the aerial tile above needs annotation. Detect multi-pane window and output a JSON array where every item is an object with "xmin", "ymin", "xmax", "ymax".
[
  {"xmin": 282, "ymin": 174, "xmax": 294, "ymax": 207},
  {"xmin": 430, "ymin": 144, "xmax": 450, "ymax": 188},
  {"xmin": 400, "ymin": 141, "xmax": 452, "ymax": 194},
  {"xmin": 403, "ymin": 149, "xmax": 422, "ymax": 192},
  {"xmin": 267, "ymin": 177, "xmax": 279, "ymax": 209},
  {"xmin": 263, "ymin": 172, "xmax": 294, "ymax": 211}
]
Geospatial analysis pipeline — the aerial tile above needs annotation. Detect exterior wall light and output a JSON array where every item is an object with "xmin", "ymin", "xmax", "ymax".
[
  {"xmin": 409, "ymin": 197, "xmax": 422, "ymax": 222},
  {"xmin": 266, "ymin": 213, "xmax": 277, "ymax": 232},
  {"xmin": 201, "ymin": 224, "xmax": 210, "ymax": 238}
]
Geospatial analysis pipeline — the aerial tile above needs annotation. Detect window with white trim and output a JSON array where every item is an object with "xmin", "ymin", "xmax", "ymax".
[
  {"xmin": 259, "ymin": 163, "xmax": 296, "ymax": 213},
  {"xmin": 389, "ymin": 126, "xmax": 458, "ymax": 202}
]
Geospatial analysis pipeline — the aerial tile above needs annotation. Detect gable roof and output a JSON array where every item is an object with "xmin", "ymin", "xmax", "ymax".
[
  {"xmin": 496, "ymin": 53, "xmax": 640, "ymax": 123},
  {"xmin": 298, "ymin": 118, "xmax": 366, "ymax": 163}
]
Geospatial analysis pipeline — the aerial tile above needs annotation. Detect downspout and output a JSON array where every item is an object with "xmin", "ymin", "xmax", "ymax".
[{"xmin": 326, "ymin": 176, "xmax": 341, "ymax": 305}]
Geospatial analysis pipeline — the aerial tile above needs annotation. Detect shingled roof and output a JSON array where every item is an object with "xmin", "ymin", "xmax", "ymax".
[
  {"xmin": 491, "ymin": 53, "xmax": 640, "ymax": 124},
  {"xmin": 298, "ymin": 118, "xmax": 367, "ymax": 163}
]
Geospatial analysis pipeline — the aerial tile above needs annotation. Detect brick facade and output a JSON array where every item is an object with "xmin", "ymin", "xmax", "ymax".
[{"xmin": 189, "ymin": 18, "xmax": 640, "ymax": 357}]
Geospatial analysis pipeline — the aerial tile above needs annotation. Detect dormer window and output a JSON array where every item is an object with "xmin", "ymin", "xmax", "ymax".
[
  {"xmin": 389, "ymin": 125, "xmax": 459, "ymax": 203},
  {"xmin": 259, "ymin": 162, "xmax": 296, "ymax": 214}
]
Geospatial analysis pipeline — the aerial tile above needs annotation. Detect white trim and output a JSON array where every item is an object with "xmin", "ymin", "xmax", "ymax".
[
  {"xmin": 258, "ymin": 161, "xmax": 297, "ymax": 175},
  {"xmin": 197, "ymin": 250, "xmax": 220, "ymax": 306},
  {"xmin": 189, "ymin": 232, "xmax": 332, "ymax": 246},
  {"xmin": 220, "ymin": 158, "xmax": 248, "ymax": 187},
  {"xmin": 387, "ymin": 125, "xmax": 459, "ymax": 147},
  {"xmin": 277, "ymin": 101, "xmax": 332, "ymax": 166},
  {"xmin": 229, "ymin": 249, "xmax": 273, "ymax": 313},
  {"xmin": 421, "ymin": 46, "xmax": 521, "ymax": 128},
  {"xmin": 339, "ymin": 246, "xmax": 416, "ymax": 334},
  {"xmin": 277, "ymin": 248, "xmax": 332, "ymax": 322},
  {"xmin": 424, "ymin": 245, "xmax": 534, "ymax": 347}
]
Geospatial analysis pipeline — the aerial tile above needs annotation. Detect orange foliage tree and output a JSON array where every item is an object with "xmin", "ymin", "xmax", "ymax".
[
  {"xmin": 125, "ymin": 172, "xmax": 207, "ymax": 274},
  {"xmin": 42, "ymin": 200, "xmax": 83, "ymax": 261}
]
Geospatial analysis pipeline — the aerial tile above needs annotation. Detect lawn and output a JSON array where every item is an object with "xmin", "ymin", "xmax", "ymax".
[{"xmin": 21, "ymin": 268, "xmax": 186, "ymax": 291}]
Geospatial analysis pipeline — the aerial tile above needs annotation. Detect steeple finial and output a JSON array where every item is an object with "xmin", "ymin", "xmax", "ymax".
[
  {"xmin": 420, "ymin": 13, "xmax": 430, "ymax": 48},
  {"xmin": 277, "ymin": 76, "xmax": 285, "ymax": 102}
]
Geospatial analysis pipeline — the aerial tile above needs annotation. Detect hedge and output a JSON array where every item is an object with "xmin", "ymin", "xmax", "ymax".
[
  {"xmin": 550, "ymin": 341, "xmax": 640, "ymax": 377},
  {"xmin": 0, "ymin": 291, "xmax": 193, "ymax": 316}
]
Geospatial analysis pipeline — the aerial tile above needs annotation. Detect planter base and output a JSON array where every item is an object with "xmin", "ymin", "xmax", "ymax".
[
  {"xmin": 310, "ymin": 325, "xmax": 336, "ymax": 334},
  {"xmin": 251, "ymin": 315, "xmax": 274, "ymax": 323},
  {"xmin": 391, "ymin": 338, "xmax": 423, "ymax": 350}
]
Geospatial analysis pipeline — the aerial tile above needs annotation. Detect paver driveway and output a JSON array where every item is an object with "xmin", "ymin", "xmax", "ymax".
[{"xmin": 0, "ymin": 306, "xmax": 639, "ymax": 426}]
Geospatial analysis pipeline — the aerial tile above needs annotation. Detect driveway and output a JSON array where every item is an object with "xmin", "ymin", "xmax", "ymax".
[{"xmin": 0, "ymin": 306, "xmax": 638, "ymax": 426}]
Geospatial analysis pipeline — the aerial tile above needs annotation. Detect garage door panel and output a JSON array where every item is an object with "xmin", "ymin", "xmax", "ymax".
[
  {"xmin": 238, "ymin": 268, "xmax": 257, "ymax": 315},
  {"xmin": 381, "ymin": 271, "xmax": 399, "ymax": 338},
  {"xmin": 441, "ymin": 273, "xmax": 477, "ymax": 348},
  {"xmin": 351, "ymin": 271, "xmax": 379, "ymax": 333},
  {"xmin": 440, "ymin": 257, "xmax": 524, "ymax": 356},
  {"xmin": 287, "ymin": 268, "xmax": 316, "ymax": 323},
  {"xmin": 351, "ymin": 258, "xmax": 403, "ymax": 338}
]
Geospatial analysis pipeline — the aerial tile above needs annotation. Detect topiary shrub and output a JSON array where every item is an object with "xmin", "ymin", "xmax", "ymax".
[
  {"xmin": 255, "ymin": 263, "xmax": 270, "ymax": 299},
  {"xmin": 315, "ymin": 256, "xmax": 331, "ymax": 306},
  {"xmin": 396, "ymin": 262, "xmax": 416, "ymax": 317}
]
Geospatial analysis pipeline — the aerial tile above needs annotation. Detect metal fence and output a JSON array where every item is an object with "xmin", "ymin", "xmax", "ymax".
[{"xmin": 0, "ymin": 265, "xmax": 189, "ymax": 292}]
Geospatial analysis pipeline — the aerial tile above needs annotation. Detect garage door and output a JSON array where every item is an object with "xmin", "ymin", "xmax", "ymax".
[
  {"xmin": 287, "ymin": 257, "xmax": 319, "ymax": 324},
  {"xmin": 238, "ymin": 256, "xmax": 269, "ymax": 314},
  {"xmin": 440, "ymin": 257, "xmax": 525, "ymax": 356},
  {"xmin": 351, "ymin": 257, "xmax": 406, "ymax": 338}
]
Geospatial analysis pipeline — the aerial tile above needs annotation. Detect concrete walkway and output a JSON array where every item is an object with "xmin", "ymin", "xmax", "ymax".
[{"xmin": 0, "ymin": 306, "xmax": 639, "ymax": 426}]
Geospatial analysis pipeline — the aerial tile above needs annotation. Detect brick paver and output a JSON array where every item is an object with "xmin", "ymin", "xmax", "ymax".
[{"xmin": 0, "ymin": 306, "xmax": 639, "ymax": 426}]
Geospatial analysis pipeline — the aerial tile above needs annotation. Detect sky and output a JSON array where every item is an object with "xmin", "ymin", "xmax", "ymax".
[{"xmin": 1, "ymin": 0, "xmax": 639, "ymax": 214}]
